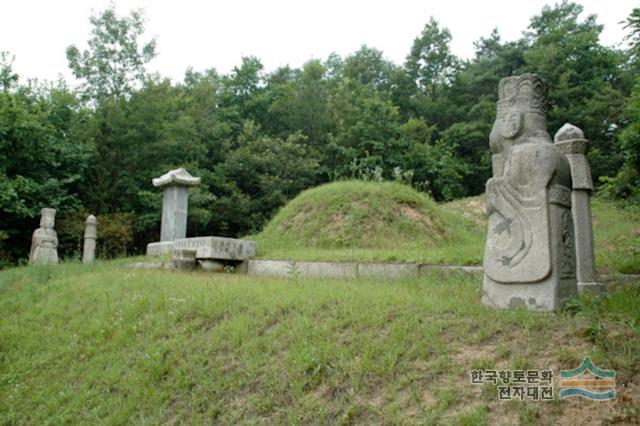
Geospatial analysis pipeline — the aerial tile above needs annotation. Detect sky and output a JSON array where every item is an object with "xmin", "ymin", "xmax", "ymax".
[{"xmin": 1, "ymin": 0, "xmax": 637, "ymax": 85}]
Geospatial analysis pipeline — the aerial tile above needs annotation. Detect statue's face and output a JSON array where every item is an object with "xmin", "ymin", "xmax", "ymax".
[
  {"xmin": 490, "ymin": 110, "xmax": 523, "ymax": 153},
  {"xmin": 41, "ymin": 215, "xmax": 54, "ymax": 229}
]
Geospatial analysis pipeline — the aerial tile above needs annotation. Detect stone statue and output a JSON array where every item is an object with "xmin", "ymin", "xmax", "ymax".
[
  {"xmin": 83, "ymin": 214, "xmax": 98, "ymax": 264},
  {"xmin": 29, "ymin": 208, "xmax": 59, "ymax": 265},
  {"xmin": 482, "ymin": 74, "xmax": 577, "ymax": 311}
]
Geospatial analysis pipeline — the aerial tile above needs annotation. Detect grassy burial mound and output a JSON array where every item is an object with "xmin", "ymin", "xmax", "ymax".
[{"xmin": 255, "ymin": 181, "xmax": 484, "ymax": 265}]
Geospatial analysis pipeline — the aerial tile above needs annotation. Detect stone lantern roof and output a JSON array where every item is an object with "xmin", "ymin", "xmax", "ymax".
[{"xmin": 152, "ymin": 168, "xmax": 201, "ymax": 187}]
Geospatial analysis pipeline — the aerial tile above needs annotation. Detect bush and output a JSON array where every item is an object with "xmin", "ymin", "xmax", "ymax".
[
  {"xmin": 97, "ymin": 213, "xmax": 134, "ymax": 258},
  {"xmin": 56, "ymin": 211, "xmax": 88, "ymax": 260}
]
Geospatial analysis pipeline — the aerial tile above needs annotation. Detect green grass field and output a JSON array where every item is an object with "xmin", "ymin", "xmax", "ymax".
[
  {"xmin": 253, "ymin": 181, "xmax": 640, "ymax": 274},
  {"xmin": 1, "ymin": 262, "xmax": 638, "ymax": 424}
]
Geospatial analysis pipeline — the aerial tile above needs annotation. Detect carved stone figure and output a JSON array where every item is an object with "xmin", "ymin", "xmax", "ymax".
[
  {"xmin": 554, "ymin": 124, "xmax": 603, "ymax": 293},
  {"xmin": 482, "ymin": 74, "xmax": 577, "ymax": 311},
  {"xmin": 29, "ymin": 208, "xmax": 59, "ymax": 265},
  {"xmin": 83, "ymin": 214, "xmax": 98, "ymax": 264}
]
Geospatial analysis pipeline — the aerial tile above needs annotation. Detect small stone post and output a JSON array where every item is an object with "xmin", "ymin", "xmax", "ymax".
[
  {"xmin": 83, "ymin": 214, "xmax": 98, "ymax": 264},
  {"xmin": 554, "ymin": 124, "xmax": 603, "ymax": 294},
  {"xmin": 152, "ymin": 168, "xmax": 201, "ymax": 242}
]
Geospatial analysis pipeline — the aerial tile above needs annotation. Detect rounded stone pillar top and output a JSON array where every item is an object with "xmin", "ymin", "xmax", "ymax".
[
  {"xmin": 554, "ymin": 123, "xmax": 590, "ymax": 154},
  {"xmin": 85, "ymin": 214, "xmax": 98, "ymax": 225},
  {"xmin": 152, "ymin": 168, "xmax": 201, "ymax": 188}
]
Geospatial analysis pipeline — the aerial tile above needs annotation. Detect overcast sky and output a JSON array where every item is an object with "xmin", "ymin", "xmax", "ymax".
[{"xmin": 2, "ymin": 0, "xmax": 637, "ymax": 85}]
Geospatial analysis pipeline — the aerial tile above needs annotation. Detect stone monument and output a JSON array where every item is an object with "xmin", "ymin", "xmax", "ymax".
[
  {"xmin": 554, "ymin": 124, "xmax": 603, "ymax": 294},
  {"xmin": 29, "ymin": 208, "xmax": 59, "ymax": 265},
  {"xmin": 82, "ymin": 214, "xmax": 98, "ymax": 264},
  {"xmin": 482, "ymin": 74, "xmax": 577, "ymax": 311},
  {"xmin": 153, "ymin": 168, "xmax": 201, "ymax": 242}
]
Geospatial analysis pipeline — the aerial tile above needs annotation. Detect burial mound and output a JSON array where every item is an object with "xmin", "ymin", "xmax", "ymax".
[{"xmin": 256, "ymin": 180, "xmax": 468, "ymax": 250}]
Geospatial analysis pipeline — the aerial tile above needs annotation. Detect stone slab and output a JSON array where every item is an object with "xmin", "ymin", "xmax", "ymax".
[
  {"xmin": 173, "ymin": 236, "xmax": 256, "ymax": 260},
  {"xmin": 146, "ymin": 241, "xmax": 174, "ymax": 256},
  {"xmin": 419, "ymin": 264, "xmax": 483, "ymax": 275},
  {"xmin": 247, "ymin": 260, "xmax": 357, "ymax": 279},
  {"xmin": 357, "ymin": 263, "xmax": 419, "ymax": 279}
]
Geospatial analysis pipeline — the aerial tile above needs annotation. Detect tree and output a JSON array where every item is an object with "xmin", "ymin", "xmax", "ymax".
[
  {"xmin": 524, "ymin": 1, "xmax": 626, "ymax": 181},
  {"xmin": 405, "ymin": 17, "xmax": 459, "ymax": 98},
  {"xmin": 327, "ymin": 79, "xmax": 406, "ymax": 179},
  {"xmin": 214, "ymin": 121, "xmax": 319, "ymax": 233},
  {"xmin": 0, "ymin": 76, "xmax": 91, "ymax": 262},
  {"xmin": 66, "ymin": 4, "xmax": 156, "ymax": 101},
  {"xmin": 601, "ymin": 7, "xmax": 640, "ymax": 202},
  {"xmin": 0, "ymin": 52, "xmax": 18, "ymax": 92},
  {"xmin": 343, "ymin": 45, "xmax": 397, "ymax": 93},
  {"xmin": 442, "ymin": 30, "xmax": 527, "ymax": 195}
]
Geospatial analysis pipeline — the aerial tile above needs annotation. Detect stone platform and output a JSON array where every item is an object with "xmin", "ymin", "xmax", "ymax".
[{"xmin": 146, "ymin": 236, "xmax": 256, "ymax": 260}]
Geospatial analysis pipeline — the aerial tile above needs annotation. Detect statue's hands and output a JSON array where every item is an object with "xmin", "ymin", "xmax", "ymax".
[{"xmin": 485, "ymin": 178, "xmax": 502, "ymax": 215}]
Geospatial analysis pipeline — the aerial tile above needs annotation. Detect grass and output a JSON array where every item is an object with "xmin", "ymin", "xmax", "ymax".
[
  {"xmin": 252, "ymin": 181, "xmax": 639, "ymax": 274},
  {"xmin": 1, "ymin": 261, "xmax": 638, "ymax": 424}
]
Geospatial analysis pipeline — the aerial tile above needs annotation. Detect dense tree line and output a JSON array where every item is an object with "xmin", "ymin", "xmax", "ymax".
[{"xmin": 1, "ymin": 2, "xmax": 638, "ymax": 265}]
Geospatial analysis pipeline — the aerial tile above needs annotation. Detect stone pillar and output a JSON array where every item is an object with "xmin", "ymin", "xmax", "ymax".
[
  {"xmin": 152, "ymin": 168, "xmax": 201, "ymax": 242},
  {"xmin": 83, "ymin": 214, "xmax": 98, "ymax": 264},
  {"xmin": 554, "ymin": 124, "xmax": 603, "ymax": 294}
]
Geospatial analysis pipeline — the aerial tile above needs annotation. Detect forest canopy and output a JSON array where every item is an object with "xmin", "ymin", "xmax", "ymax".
[{"xmin": 1, "ymin": 1, "xmax": 639, "ymax": 265}]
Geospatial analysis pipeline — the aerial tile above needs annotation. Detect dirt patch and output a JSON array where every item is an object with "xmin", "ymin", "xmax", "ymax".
[
  {"xmin": 325, "ymin": 212, "xmax": 346, "ymax": 235},
  {"xmin": 278, "ymin": 204, "xmax": 316, "ymax": 232},
  {"xmin": 460, "ymin": 199, "xmax": 487, "ymax": 226}
]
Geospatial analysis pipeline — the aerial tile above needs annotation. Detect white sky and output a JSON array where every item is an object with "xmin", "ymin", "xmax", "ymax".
[{"xmin": 2, "ymin": 0, "xmax": 637, "ymax": 85}]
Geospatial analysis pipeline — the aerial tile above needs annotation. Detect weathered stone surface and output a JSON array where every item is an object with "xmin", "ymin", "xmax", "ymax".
[
  {"xmin": 152, "ymin": 168, "xmax": 201, "ymax": 187},
  {"xmin": 173, "ymin": 236, "xmax": 256, "ymax": 260},
  {"xmin": 418, "ymin": 264, "xmax": 483, "ymax": 275},
  {"xmin": 146, "ymin": 241, "xmax": 174, "ymax": 256},
  {"xmin": 173, "ymin": 248, "xmax": 197, "ymax": 270},
  {"xmin": 247, "ymin": 260, "xmax": 357, "ymax": 279},
  {"xmin": 357, "ymin": 262, "xmax": 419, "ymax": 279},
  {"xmin": 152, "ymin": 168, "xmax": 200, "ymax": 242},
  {"xmin": 482, "ymin": 74, "xmax": 577, "ymax": 311},
  {"xmin": 554, "ymin": 123, "xmax": 600, "ymax": 294},
  {"xmin": 29, "ymin": 208, "xmax": 59, "ymax": 265},
  {"xmin": 160, "ymin": 186, "xmax": 189, "ymax": 242},
  {"xmin": 82, "ymin": 214, "xmax": 98, "ymax": 264},
  {"xmin": 199, "ymin": 260, "xmax": 225, "ymax": 272}
]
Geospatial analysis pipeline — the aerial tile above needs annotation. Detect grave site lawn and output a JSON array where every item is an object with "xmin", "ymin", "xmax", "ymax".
[
  {"xmin": 253, "ymin": 181, "xmax": 640, "ymax": 275},
  {"xmin": 1, "ymin": 262, "xmax": 639, "ymax": 424}
]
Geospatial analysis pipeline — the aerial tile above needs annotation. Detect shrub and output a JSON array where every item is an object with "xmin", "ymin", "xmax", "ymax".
[{"xmin": 97, "ymin": 213, "xmax": 134, "ymax": 258}]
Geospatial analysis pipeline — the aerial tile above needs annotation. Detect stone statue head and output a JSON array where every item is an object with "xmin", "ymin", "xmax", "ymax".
[
  {"xmin": 39, "ymin": 208, "xmax": 56, "ymax": 229},
  {"xmin": 490, "ymin": 73, "xmax": 549, "ymax": 153}
]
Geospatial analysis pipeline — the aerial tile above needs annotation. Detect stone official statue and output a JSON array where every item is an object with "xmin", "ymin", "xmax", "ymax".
[
  {"xmin": 482, "ymin": 74, "xmax": 577, "ymax": 311},
  {"xmin": 29, "ymin": 208, "xmax": 59, "ymax": 265}
]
